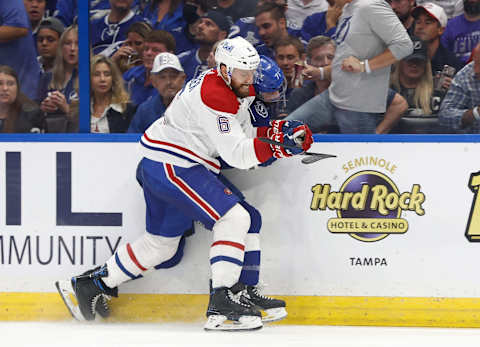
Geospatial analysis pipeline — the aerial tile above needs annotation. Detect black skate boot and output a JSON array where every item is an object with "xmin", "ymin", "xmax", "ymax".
[
  {"xmin": 233, "ymin": 283, "xmax": 287, "ymax": 323},
  {"xmin": 204, "ymin": 286, "xmax": 263, "ymax": 331},
  {"xmin": 80, "ymin": 266, "xmax": 111, "ymax": 318},
  {"xmin": 55, "ymin": 265, "xmax": 118, "ymax": 321}
]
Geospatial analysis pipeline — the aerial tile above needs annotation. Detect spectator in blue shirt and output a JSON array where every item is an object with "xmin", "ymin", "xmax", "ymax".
[
  {"xmin": 229, "ymin": 0, "xmax": 299, "ymax": 47},
  {"xmin": 0, "ymin": 0, "xmax": 41, "ymax": 100},
  {"xmin": 90, "ymin": 0, "xmax": 147, "ymax": 57},
  {"xmin": 179, "ymin": 11, "xmax": 230, "ymax": 82},
  {"xmin": 123, "ymin": 29, "xmax": 176, "ymax": 106},
  {"xmin": 143, "ymin": 0, "xmax": 196, "ymax": 54},
  {"xmin": 439, "ymin": 43, "xmax": 480, "ymax": 133},
  {"xmin": 54, "ymin": 0, "xmax": 113, "ymax": 27},
  {"xmin": 300, "ymin": 0, "xmax": 342, "ymax": 44},
  {"xmin": 24, "ymin": 0, "xmax": 47, "ymax": 44},
  {"xmin": 255, "ymin": 2, "xmax": 291, "ymax": 59},
  {"xmin": 128, "ymin": 52, "xmax": 185, "ymax": 133}
]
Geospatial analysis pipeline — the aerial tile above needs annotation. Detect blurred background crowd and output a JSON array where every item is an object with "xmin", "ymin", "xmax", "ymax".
[{"xmin": 1, "ymin": 0, "xmax": 479, "ymax": 134}]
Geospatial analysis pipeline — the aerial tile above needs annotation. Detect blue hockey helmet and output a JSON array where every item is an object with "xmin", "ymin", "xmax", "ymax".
[{"xmin": 253, "ymin": 55, "xmax": 285, "ymax": 94}]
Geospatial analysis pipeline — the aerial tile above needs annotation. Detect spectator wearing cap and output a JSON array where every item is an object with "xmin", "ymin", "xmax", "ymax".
[
  {"xmin": 36, "ymin": 17, "xmax": 65, "ymax": 74},
  {"xmin": 415, "ymin": 0, "xmax": 464, "ymax": 19},
  {"xmin": 441, "ymin": 0, "xmax": 480, "ymax": 65},
  {"xmin": 389, "ymin": 37, "xmax": 450, "ymax": 133},
  {"xmin": 90, "ymin": 0, "xmax": 147, "ymax": 57},
  {"xmin": 390, "ymin": 38, "xmax": 437, "ymax": 116},
  {"xmin": 255, "ymin": 2, "xmax": 291, "ymax": 59},
  {"xmin": 24, "ymin": 0, "xmax": 47, "ymax": 44},
  {"xmin": 128, "ymin": 52, "xmax": 185, "ymax": 133},
  {"xmin": 439, "ymin": 43, "xmax": 480, "ymax": 133},
  {"xmin": 0, "ymin": 0, "xmax": 41, "ymax": 100},
  {"xmin": 123, "ymin": 29, "xmax": 176, "ymax": 106},
  {"xmin": 178, "ymin": 11, "xmax": 230, "ymax": 82},
  {"xmin": 413, "ymin": 2, "xmax": 463, "ymax": 75}
]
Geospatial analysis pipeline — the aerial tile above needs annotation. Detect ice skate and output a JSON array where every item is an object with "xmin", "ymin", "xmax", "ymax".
[
  {"xmin": 55, "ymin": 265, "xmax": 118, "ymax": 321},
  {"xmin": 204, "ymin": 286, "xmax": 263, "ymax": 331},
  {"xmin": 234, "ymin": 283, "xmax": 287, "ymax": 323},
  {"xmin": 80, "ymin": 266, "xmax": 111, "ymax": 318}
]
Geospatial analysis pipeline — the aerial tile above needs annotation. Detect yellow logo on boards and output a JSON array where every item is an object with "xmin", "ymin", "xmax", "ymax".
[
  {"xmin": 310, "ymin": 157, "xmax": 426, "ymax": 242},
  {"xmin": 465, "ymin": 171, "xmax": 480, "ymax": 242}
]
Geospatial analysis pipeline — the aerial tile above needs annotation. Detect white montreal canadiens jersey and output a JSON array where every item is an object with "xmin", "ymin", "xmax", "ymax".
[{"xmin": 140, "ymin": 70, "xmax": 259, "ymax": 173}]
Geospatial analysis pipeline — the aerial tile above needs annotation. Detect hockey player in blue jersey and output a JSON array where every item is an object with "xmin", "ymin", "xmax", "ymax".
[{"xmin": 55, "ymin": 37, "xmax": 313, "ymax": 331}]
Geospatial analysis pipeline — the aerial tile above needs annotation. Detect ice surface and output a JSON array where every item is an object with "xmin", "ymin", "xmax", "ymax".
[{"xmin": 3, "ymin": 322, "xmax": 480, "ymax": 347}]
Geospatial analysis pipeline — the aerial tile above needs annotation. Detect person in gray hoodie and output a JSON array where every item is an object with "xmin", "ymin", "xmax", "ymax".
[{"xmin": 286, "ymin": 0, "xmax": 413, "ymax": 133}]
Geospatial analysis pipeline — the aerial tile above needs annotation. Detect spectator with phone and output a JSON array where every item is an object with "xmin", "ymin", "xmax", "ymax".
[
  {"xmin": 112, "ymin": 21, "xmax": 153, "ymax": 73},
  {"xmin": 439, "ymin": 43, "xmax": 480, "ymax": 133},
  {"xmin": 123, "ymin": 29, "xmax": 175, "ymax": 106}
]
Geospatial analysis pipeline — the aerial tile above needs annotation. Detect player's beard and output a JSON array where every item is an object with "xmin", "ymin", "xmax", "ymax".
[{"xmin": 231, "ymin": 83, "xmax": 251, "ymax": 98}]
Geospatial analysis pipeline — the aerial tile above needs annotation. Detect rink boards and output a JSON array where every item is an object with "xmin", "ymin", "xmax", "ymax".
[{"xmin": 1, "ymin": 135, "xmax": 480, "ymax": 327}]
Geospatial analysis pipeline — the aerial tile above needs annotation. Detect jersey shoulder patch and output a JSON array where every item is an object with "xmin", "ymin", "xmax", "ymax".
[{"xmin": 200, "ymin": 72, "xmax": 240, "ymax": 114}]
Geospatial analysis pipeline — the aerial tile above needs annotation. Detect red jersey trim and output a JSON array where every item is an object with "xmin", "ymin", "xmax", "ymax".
[
  {"xmin": 200, "ymin": 73, "xmax": 240, "ymax": 114},
  {"xmin": 253, "ymin": 138, "xmax": 273, "ymax": 163}
]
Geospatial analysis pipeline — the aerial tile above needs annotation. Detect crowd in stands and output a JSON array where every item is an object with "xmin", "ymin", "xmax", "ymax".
[{"xmin": 1, "ymin": 0, "xmax": 480, "ymax": 134}]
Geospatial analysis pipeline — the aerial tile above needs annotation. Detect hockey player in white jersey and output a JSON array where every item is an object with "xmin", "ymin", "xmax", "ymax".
[{"xmin": 55, "ymin": 37, "xmax": 313, "ymax": 331}]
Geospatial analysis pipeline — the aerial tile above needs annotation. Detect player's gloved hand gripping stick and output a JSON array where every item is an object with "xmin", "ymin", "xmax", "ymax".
[{"xmin": 261, "ymin": 120, "xmax": 336, "ymax": 164}]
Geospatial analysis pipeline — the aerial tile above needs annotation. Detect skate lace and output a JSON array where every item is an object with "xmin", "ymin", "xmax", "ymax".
[
  {"xmin": 252, "ymin": 285, "xmax": 273, "ymax": 301},
  {"xmin": 228, "ymin": 289, "xmax": 250, "ymax": 307}
]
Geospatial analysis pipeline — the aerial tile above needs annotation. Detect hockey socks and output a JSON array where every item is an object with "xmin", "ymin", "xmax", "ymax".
[{"xmin": 103, "ymin": 233, "xmax": 182, "ymax": 288}]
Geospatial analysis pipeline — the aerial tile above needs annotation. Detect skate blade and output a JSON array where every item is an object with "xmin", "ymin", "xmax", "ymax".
[
  {"xmin": 262, "ymin": 307, "xmax": 287, "ymax": 323},
  {"xmin": 204, "ymin": 315, "xmax": 263, "ymax": 331},
  {"xmin": 55, "ymin": 280, "xmax": 86, "ymax": 321}
]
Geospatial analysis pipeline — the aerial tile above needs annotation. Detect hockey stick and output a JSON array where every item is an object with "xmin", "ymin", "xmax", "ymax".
[{"xmin": 259, "ymin": 138, "xmax": 336, "ymax": 164}]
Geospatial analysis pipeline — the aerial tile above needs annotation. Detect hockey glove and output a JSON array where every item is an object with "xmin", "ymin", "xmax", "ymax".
[
  {"xmin": 266, "ymin": 119, "xmax": 304, "ymax": 137},
  {"xmin": 268, "ymin": 126, "xmax": 312, "ymax": 158}
]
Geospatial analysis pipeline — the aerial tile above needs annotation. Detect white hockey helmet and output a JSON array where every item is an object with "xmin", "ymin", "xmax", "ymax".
[{"xmin": 215, "ymin": 37, "xmax": 260, "ymax": 85}]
